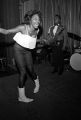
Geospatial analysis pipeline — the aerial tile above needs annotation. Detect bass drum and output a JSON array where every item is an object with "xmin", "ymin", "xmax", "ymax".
[{"xmin": 70, "ymin": 53, "xmax": 81, "ymax": 71}]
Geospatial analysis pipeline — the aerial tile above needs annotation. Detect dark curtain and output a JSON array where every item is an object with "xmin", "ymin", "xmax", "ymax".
[{"xmin": 0, "ymin": 0, "xmax": 20, "ymax": 62}]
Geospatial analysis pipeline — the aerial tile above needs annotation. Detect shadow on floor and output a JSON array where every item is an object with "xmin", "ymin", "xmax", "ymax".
[
  {"xmin": 0, "ymin": 62, "xmax": 81, "ymax": 120},
  {"xmin": 0, "ymin": 66, "xmax": 17, "ymax": 77}
]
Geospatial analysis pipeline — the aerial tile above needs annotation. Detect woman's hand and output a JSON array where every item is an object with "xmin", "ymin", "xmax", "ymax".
[
  {"xmin": 0, "ymin": 28, "xmax": 8, "ymax": 34},
  {"xmin": 42, "ymin": 39, "xmax": 47, "ymax": 43}
]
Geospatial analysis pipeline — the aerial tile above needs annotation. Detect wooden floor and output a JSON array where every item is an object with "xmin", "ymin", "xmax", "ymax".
[{"xmin": 0, "ymin": 62, "xmax": 81, "ymax": 120}]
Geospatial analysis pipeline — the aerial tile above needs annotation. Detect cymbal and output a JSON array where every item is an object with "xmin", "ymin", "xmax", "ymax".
[{"xmin": 68, "ymin": 32, "xmax": 81, "ymax": 41}]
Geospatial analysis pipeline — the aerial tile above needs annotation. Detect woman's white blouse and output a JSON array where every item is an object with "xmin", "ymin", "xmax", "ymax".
[{"xmin": 13, "ymin": 32, "xmax": 37, "ymax": 49}]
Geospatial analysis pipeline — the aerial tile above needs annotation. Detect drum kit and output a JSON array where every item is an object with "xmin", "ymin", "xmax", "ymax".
[
  {"xmin": 70, "ymin": 47, "xmax": 81, "ymax": 71},
  {"xmin": 68, "ymin": 32, "xmax": 81, "ymax": 71}
]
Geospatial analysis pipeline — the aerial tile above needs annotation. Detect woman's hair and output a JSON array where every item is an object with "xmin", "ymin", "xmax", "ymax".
[{"xmin": 24, "ymin": 10, "xmax": 42, "ymax": 25}]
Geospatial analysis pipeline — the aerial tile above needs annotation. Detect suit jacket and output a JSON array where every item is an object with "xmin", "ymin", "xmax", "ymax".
[{"xmin": 47, "ymin": 24, "xmax": 68, "ymax": 50}]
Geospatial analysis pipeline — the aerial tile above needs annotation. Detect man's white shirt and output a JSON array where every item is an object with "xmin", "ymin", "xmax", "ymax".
[{"xmin": 53, "ymin": 25, "xmax": 58, "ymax": 35}]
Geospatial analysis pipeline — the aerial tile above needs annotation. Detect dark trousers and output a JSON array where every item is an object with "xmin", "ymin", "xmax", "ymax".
[
  {"xmin": 14, "ymin": 43, "xmax": 37, "ymax": 88},
  {"xmin": 52, "ymin": 45, "xmax": 64, "ymax": 73}
]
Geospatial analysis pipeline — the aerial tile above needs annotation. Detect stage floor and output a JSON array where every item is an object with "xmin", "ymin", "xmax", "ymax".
[{"xmin": 0, "ymin": 62, "xmax": 81, "ymax": 120}]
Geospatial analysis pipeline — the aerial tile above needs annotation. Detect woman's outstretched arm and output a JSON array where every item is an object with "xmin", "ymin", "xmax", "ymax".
[{"xmin": 0, "ymin": 25, "xmax": 24, "ymax": 35}]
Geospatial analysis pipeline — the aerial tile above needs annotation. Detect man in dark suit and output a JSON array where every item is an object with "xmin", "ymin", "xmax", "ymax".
[{"xmin": 47, "ymin": 14, "xmax": 68, "ymax": 75}]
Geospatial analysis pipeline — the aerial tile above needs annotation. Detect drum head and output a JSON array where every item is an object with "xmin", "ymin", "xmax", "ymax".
[{"xmin": 70, "ymin": 53, "xmax": 81, "ymax": 71}]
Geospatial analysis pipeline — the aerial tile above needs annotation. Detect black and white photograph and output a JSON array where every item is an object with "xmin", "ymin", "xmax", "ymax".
[{"xmin": 0, "ymin": 0, "xmax": 81, "ymax": 120}]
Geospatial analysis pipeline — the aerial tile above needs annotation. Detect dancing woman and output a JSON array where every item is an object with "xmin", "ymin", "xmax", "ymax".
[{"xmin": 0, "ymin": 10, "xmax": 42, "ymax": 103}]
